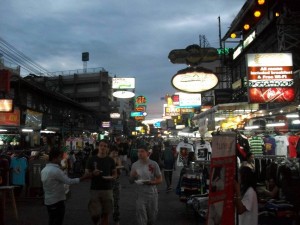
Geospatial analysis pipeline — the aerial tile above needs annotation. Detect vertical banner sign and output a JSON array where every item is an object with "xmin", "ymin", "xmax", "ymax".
[
  {"xmin": 0, "ymin": 69, "xmax": 11, "ymax": 93},
  {"xmin": 207, "ymin": 133, "xmax": 236, "ymax": 225},
  {"xmin": 247, "ymin": 53, "xmax": 295, "ymax": 103}
]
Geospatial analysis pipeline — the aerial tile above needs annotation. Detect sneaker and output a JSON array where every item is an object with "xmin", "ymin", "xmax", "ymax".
[{"xmin": 166, "ymin": 187, "xmax": 172, "ymax": 193}]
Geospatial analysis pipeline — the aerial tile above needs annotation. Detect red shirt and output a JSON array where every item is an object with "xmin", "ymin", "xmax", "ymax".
[{"xmin": 288, "ymin": 135, "xmax": 300, "ymax": 158}]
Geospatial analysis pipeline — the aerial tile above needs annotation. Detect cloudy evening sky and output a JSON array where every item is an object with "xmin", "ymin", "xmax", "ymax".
[{"xmin": 0, "ymin": 0, "xmax": 245, "ymax": 118}]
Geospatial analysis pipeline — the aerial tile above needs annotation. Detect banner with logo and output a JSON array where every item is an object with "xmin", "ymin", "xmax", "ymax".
[{"xmin": 207, "ymin": 132, "xmax": 236, "ymax": 225}]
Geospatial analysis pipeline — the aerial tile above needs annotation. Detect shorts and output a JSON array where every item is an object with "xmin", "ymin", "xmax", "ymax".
[{"xmin": 88, "ymin": 190, "xmax": 113, "ymax": 216}]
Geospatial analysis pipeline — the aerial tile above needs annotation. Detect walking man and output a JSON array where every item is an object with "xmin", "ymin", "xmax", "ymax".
[
  {"xmin": 85, "ymin": 139, "xmax": 117, "ymax": 225},
  {"xmin": 41, "ymin": 148, "xmax": 89, "ymax": 225},
  {"xmin": 161, "ymin": 140, "xmax": 175, "ymax": 192},
  {"xmin": 130, "ymin": 145, "xmax": 162, "ymax": 225}
]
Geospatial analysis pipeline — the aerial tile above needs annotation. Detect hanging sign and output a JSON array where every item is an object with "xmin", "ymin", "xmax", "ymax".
[
  {"xmin": 247, "ymin": 53, "xmax": 295, "ymax": 103},
  {"xmin": 207, "ymin": 132, "xmax": 236, "ymax": 225}
]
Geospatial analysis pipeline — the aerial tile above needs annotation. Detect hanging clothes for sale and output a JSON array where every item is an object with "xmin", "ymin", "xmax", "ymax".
[
  {"xmin": 10, "ymin": 153, "xmax": 28, "ymax": 186},
  {"xmin": 194, "ymin": 138, "xmax": 212, "ymax": 161},
  {"xmin": 263, "ymin": 134, "xmax": 276, "ymax": 156},
  {"xmin": 236, "ymin": 133, "xmax": 250, "ymax": 161},
  {"xmin": 249, "ymin": 135, "xmax": 265, "ymax": 156},
  {"xmin": 274, "ymin": 135, "xmax": 289, "ymax": 157},
  {"xmin": 288, "ymin": 134, "xmax": 299, "ymax": 158},
  {"xmin": 176, "ymin": 139, "xmax": 194, "ymax": 167}
]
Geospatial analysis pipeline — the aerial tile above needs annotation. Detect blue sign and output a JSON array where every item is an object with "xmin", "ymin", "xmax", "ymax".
[
  {"xmin": 154, "ymin": 122, "xmax": 161, "ymax": 128},
  {"xmin": 130, "ymin": 111, "xmax": 144, "ymax": 117}
]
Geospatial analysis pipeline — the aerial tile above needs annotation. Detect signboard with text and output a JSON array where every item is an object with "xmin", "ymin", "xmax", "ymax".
[
  {"xmin": 112, "ymin": 77, "xmax": 135, "ymax": 89},
  {"xmin": 130, "ymin": 111, "xmax": 144, "ymax": 117},
  {"xmin": 0, "ymin": 108, "xmax": 20, "ymax": 126},
  {"xmin": 207, "ymin": 132, "xmax": 236, "ymax": 225},
  {"xmin": 135, "ymin": 96, "xmax": 147, "ymax": 106},
  {"xmin": 247, "ymin": 53, "xmax": 295, "ymax": 103}
]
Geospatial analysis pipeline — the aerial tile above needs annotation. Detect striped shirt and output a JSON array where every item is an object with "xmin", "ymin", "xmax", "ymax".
[{"xmin": 249, "ymin": 136, "xmax": 264, "ymax": 155}]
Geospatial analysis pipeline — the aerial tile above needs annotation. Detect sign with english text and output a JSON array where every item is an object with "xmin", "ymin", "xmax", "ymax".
[{"xmin": 247, "ymin": 53, "xmax": 295, "ymax": 103}]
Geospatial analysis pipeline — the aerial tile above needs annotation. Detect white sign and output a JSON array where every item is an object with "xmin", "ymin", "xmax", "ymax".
[
  {"xmin": 247, "ymin": 53, "xmax": 293, "ymax": 67},
  {"xmin": 113, "ymin": 90, "xmax": 135, "ymax": 98},
  {"xmin": 110, "ymin": 113, "xmax": 121, "ymax": 119},
  {"xmin": 243, "ymin": 31, "xmax": 256, "ymax": 49},
  {"xmin": 178, "ymin": 92, "xmax": 201, "ymax": 107},
  {"xmin": 172, "ymin": 70, "xmax": 218, "ymax": 93},
  {"xmin": 112, "ymin": 78, "xmax": 135, "ymax": 89}
]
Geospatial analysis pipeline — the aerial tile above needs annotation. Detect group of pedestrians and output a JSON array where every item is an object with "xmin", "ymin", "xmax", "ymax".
[{"xmin": 41, "ymin": 138, "xmax": 176, "ymax": 225}]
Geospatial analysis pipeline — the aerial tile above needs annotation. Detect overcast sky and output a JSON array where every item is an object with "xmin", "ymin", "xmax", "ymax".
[{"xmin": 0, "ymin": 0, "xmax": 245, "ymax": 118}]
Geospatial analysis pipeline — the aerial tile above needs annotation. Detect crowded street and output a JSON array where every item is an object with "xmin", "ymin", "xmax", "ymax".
[
  {"xmin": 4, "ymin": 168, "xmax": 199, "ymax": 225},
  {"xmin": 1, "ymin": 0, "xmax": 300, "ymax": 225}
]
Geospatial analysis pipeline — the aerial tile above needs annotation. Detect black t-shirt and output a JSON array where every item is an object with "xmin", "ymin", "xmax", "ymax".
[
  {"xmin": 86, "ymin": 156, "xmax": 116, "ymax": 190},
  {"xmin": 118, "ymin": 142, "xmax": 129, "ymax": 155}
]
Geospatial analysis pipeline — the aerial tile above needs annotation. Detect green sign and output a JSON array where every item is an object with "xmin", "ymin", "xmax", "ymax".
[{"xmin": 217, "ymin": 48, "xmax": 233, "ymax": 55}]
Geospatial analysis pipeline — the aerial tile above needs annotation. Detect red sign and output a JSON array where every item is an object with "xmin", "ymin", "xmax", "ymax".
[
  {"xmin": 172, "ymin": 95, "xmax": 180, "ymax": 105},
  {"xmin": 247, "ymin": 53, "xmax": 295, "ymax": 103},
  {"xmin": 0, "ymin": 108, "xmax": 20, "ymax": 126},
  {"xmin": 134, "ymin": 116, "xmax": 145, "ymax": 121},
  {"xmin": 135, "ymin": 96, "xmax": 147, "ymax": 105},
  {"xmin": 207, "ymin": 133, "xmax": 236, "ymax": 225},
  {"xmin": 249, "ymin": 87, "xmax": 295, "ymax": 103},
  {"xmin": 135, "ymin": 106, "xmax": 146, "ymax": 112},
  {"xmin": 0, "ymin": 69, "xmax": 11, "ymax": 93}
]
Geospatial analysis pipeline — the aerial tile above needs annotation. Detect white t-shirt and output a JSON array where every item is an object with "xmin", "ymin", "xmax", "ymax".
[
  {"xmin": 239, "ymin": 187, "xmax": 258, "ymax": 225},
  {"xmin": 274, "ymin": 135, "xmax": 289, "ymax": 157},
  {"xmin": 176, "ymin": 141, "xmax": 194, "ymax": 167},
  {"xmin": 194, "ymin": 141, "xmax": 212, "ymax": 160}
]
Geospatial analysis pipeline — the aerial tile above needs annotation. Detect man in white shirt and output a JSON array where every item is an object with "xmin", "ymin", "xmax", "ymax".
[{"xmin": 41, "ymin": 148, "xmax": 89, "ymax": 225}]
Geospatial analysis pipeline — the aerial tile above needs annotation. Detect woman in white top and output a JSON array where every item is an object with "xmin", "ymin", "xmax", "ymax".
[{"xmin": 234, "ymin": 166, "xmax": 258, "ymax": 225}]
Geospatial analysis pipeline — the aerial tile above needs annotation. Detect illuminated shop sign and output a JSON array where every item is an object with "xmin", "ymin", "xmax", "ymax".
[
  {"xmin": 0, "ymin": 108, "xmax": 20, "ymax": 126},
  {"xmin": 247, "ymin": 53, "xmax": 295, "ymax": 103},
  {"xmin": 102, "ymin": 121, "xmax": 111, "ymax": 128},
  {"xmin": 112, "ymin": 78, "xmax": 135, "ymax": 89},
  {"xmin": 110, "ymin": 113, "xmax": 121, "ymax": 119},
  {"xmin": 164, "ymin": 107, "xmax": 181, "ymax": 117},
  {"xmin": 243, "ymin": 31, "xmax": 256, "ymax": 49},
  {"xmin": 233, "ymin": 45, "xmax": 243, "ymax": 60},
  {"xmin": 0, "ymin": 99, "xmax": 13, "ymax": 112},
  {"xmin": 171, "ymin": 67, "xmax": 218, "ymax": 93},
  {"xmin": 113, "ymin": 90, "xmax": 135, "ymax": 98},
  {"xmin": 178, "ymin": 92, "xmax": 201, "ymax": 107},
  {"xmin": 135, "ymin": 106, "xmax": 146, "ymax": 112},
  {"xmin": 130, "ymin": 112, "xmax": 147, "ymax": 117},
  {"xmin": 135, "ymin": 96, "xmax": 147, "ymax": 106}
]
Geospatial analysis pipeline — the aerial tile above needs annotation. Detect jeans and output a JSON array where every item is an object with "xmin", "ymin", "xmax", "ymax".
[
  {"xmin": 46, "ymin": 201, "xmax": 65, "ymax": 225},
  {"xmin": 164, "ymin": 170, "xmax": 173, "ymax": 188}
]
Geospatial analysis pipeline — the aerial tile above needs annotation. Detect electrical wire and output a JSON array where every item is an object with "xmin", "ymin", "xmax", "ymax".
[{"xmin": 0, "ymin": 36, "xmax": 52, "ymax": 76}]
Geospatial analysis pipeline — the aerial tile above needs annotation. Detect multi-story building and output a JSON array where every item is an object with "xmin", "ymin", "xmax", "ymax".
[{"xmin": 33, "ymin": 68, "xmax": 115, "ymax": 123}]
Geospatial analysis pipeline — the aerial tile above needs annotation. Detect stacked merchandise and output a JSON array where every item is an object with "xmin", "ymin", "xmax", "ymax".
[{"xmin": 176, "ymin": 161, "xmax": 209, "ymax": 202}]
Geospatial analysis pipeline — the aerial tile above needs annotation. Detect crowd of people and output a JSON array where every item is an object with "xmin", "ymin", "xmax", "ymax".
[
  {"xmin": 40, "ymin": 136, "xmax": 177, "ymax": 225},
  {"xmin": 3, "ymin": 134, "xmax": 293, "ymax": 225}
]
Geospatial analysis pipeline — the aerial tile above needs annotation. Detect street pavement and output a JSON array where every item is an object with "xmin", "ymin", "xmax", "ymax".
[{"xmin": 4, "ymin": 169, "xmax": 201, "ymax": 225}]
